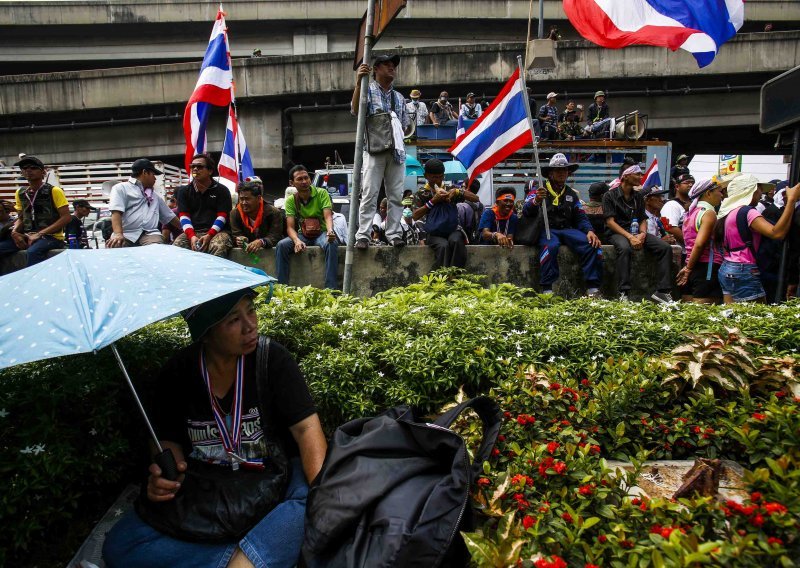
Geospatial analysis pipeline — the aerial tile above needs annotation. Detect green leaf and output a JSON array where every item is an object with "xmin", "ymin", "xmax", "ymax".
[{"xmin": 461, "ymin": 532, "xmax": 500, "ymax": 568}]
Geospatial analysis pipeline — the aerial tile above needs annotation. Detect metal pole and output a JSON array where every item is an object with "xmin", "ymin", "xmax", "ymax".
[
  {"xmin": 774, "ymin": 126, "xmax": 800, "ymax": 303},
  {"xmin": 343, "ymin": 0, "xmax": 377, "ymax": 295},
  {"xmin": 516, "ymin": 55, "xmax": 550, "ymax": 240},
  {"xmin": 538, "ymin": 0, "xmax": 544, "ymax": 39},
  {"xmin": 111, "ymin": 343, "xmax": 164, "ymax": 452}
]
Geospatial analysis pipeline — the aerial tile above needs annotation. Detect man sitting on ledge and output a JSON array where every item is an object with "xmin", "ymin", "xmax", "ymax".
[
  {"xmin": 275, "ymin": 165, "xmax": 339, "ymax": 290},
  {"xmin": 230, "ymin": 181, "xmax": 284, "ymax": 254}
]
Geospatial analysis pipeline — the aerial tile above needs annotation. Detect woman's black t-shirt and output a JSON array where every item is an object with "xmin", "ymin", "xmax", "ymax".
[{"xmin": 151, "ymin": 339, "xmax": 316, "ymax": 463}]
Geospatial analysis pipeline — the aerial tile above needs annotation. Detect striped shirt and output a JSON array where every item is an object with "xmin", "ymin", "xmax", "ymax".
[{"xmin": 355, "ymin": 81, "xmax": 410, "ymax": 130}]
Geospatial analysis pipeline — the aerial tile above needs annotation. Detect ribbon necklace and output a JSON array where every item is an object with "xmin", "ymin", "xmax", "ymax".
[
  {"xmin": 23, "ymin": 183, "xmax": 46, "ymax": 224},
  {"xmin": 200, "ymin": 350, "xmax": 246, "ymax": 470},
  {"xmin": 545, "ymin": 181, "xmax": 566, "ymax": 206},
  {"xmin": 237, "ymin": 199, "xmax": 264, "ymax": 233}
]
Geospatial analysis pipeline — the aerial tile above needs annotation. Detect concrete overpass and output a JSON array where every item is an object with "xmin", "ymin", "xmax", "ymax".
[
  {"xmin": 1, "ymin": 0, "xmax": 798, "ymax": 73},
  {"xmin": 1, "ymin": 31, "xmax": 797, "ymax": 171}
]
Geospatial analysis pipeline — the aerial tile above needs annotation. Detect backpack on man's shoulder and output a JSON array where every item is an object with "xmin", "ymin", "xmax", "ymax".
[
  {"xmin": 302, "ymin": 396, "xmax": 501, "ymax": 568},
  {"xmin": 730, "ymin": 206, "xmax": 779, "ymax": 274}
]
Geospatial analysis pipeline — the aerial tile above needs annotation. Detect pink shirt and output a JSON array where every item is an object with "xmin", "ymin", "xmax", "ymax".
[
  {"xmin": 723, "ymin": 206, "xmax": 762, "ymax": 264},
  {"xmin": 683, "ymin": 203, "xmax": 722, "ymax": 265}
]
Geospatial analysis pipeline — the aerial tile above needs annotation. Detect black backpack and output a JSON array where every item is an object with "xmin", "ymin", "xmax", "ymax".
[
  {"xmin": 302, "ymin": 396, "xmax": 502, "ymax": 568},
  {"xmin": 729, "ymin": 205, "xmax": 779, "ymax": 274}
]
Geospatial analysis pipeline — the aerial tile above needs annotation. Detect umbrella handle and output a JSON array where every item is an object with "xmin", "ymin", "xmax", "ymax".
[{"xmin": 155, "ymin": 448, "xmax": 180, "ymax": 481}]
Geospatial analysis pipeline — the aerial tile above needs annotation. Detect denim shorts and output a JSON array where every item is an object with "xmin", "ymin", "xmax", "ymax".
[{"xmin": 718, "ymin": 261, "xmax": 766, "ymax": 302}]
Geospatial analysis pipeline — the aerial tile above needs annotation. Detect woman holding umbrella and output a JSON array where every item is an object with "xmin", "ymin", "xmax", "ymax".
[{"xmin": 103, "ymin": 289, "xmax": 327, "ymax": 568}]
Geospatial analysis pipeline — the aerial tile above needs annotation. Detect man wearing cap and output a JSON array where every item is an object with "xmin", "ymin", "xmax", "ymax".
[
  {"xmin": 641, "ymin": 186, "xmax": 676, "ymax": 243},
  {"xmin": 538, "ymin": 93, "xmax": 559, "ymax": 141},
  {"xmin": 523, "ymin": 154, "xmax": 603, "ymax": 296},
  {"xmin": 0, "ymin": 156, "xmax": 71, "ymax": 267},
  {"xmin": 670, "ymin": 154, "xmax": 691, "ymax": 186},
  {"xmin": 352, "ymin": 53, "xmax": 410, "ymax": 249},
  {"xmin": 603, "ymin": 164, "xmax": 675, "ymax": 302},
  {"xmin": 65, "ymin": 199, "xmax": 96, "ymax": 249},
  {"xmin": 406, "ymin": 90, "xmax": 429, "ymax": 126},
  {"xmin": 429, "ymin": 91, "xmax": 457, "ymax": 126},
  {"xmin": 587, "ymin": 91, "xmax": 610, "ymax": 135},
  {"xmin": 106, "ymin": 159, "xmax": 179, "ymax": 248},
  {"xmin": 557, "ymin": 109, "xmax": 584, "ymax": 141},
  {"xmin": 661, "ymin": 173, "xmax": 694, "ymax": 250},
  {"xmin": 174, "ymin": 153, "xmax": 233, "ymax": 257},
  {"xmin": 460, "ymin": 93, "xmax": 482, "ymax": 120}
]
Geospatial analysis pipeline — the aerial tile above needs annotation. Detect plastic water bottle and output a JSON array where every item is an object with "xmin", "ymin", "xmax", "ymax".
[
  {"xmin": 630, "ymin": 218, "xmax": 639, "ymax": 236},
  {"xmin": 67, "ymin": 234, "xmax": 78, "ymax": 249}
]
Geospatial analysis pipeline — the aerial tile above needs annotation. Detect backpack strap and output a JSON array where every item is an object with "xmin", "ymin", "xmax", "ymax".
[
  {"xmin": 255, "ymin": 336, "xmax": 271, "ymax": 412},
  {"xmin": 727, "ymin": 206, "xmax": 755, "ymax": 254},
  {"xmin": 434, "ymin": 396, "xmax": 502, "ymax": 477}
]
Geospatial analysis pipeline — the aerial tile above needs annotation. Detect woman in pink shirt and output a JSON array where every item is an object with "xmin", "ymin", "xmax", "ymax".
[
  {"xmin": 714, "ymin": 175, "xmax": 799, "ymax": 303},
  {"xmin": 676, "ymin": 179, "xmax": 726, "ymax": 303}
]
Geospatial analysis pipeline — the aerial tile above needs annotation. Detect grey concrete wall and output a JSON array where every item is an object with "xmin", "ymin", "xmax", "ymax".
[
  {"xmin": 0, "ymin": 0, "xmax": 793, "ymax": 26},
  {"xmin": 0, "ymin": 244, "xmax": 682, "ymax": 300}
]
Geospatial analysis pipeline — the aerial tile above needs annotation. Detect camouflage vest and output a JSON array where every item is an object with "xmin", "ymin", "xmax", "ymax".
[{"xmin": 18, "ymin": 183, "xmax": 58, "ymax": 233}]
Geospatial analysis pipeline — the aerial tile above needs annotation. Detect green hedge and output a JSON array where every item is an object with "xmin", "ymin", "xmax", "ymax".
[{"xmin": 1, "ymin": 273, "xmax": 799, "ymax": 565}]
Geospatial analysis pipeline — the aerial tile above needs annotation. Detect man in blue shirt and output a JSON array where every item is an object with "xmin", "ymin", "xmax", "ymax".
[{"xmin": 478, "ymin": 188, "xmax": 518, "ymax": 248}]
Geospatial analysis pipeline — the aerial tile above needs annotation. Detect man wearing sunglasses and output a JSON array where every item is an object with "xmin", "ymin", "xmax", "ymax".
[
  {"xmin": 107, "ymin": 159, "xmax": 179, "ymax": 248},
  {"xmin": 0, "ymin": 156, "xmax": 71, "ymax": 266},
  {"xmin": 173, "ymin": 154, "xmax": 233, "ymax": 257}
]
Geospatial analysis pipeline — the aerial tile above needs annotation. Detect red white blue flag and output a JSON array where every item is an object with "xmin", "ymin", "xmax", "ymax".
[
  {"xmin": 219, "ymin": 105, "xmax": 255, "ymax": 185},
  {"xmin": 183, "ymin": 5, "xmax": 233, "ymax": 173},
  {"xmin": 563, "ymin": 0, "xmax": 744, "ymax": 68},
  {"xmin": 448, "ymin": 68, "xmax": 532, "ymax": 184},
  {"xmin": 642, "ymin": 156, "xmax": 661, "ymax": 190}
]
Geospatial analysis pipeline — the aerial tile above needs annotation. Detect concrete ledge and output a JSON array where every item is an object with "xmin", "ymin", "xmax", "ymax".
[{"xmin": 1, "ymin": 244, "xmax": 682, "ymax": 300}]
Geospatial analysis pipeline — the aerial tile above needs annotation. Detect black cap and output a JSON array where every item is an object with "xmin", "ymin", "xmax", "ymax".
[
  {"xmin": 131, "ymin": 158, "xmax": 163, "ymax": 176},
  {"xmin": 424, "ymin": 159, "xmax": 445, "ymax": 175},
  {"xmin": 466, "ymin": 92, "xmax": 475, "ymax": 98},
  {"xmin": 641, "ymin": 186, "xmax": 669, "ymax": 199},
  {"xmin": 588, "ymin": 182, "xmax": 609, "ymax": 198},
  {"xmin": 373, "ymin": 54, "xmax": 400, "ymax": 67},
  {"xmin": 73, "ymin": 199, "xmax": 98, "ymax": 210},
  {"xmin": 14, "ymin": 156, "xmax": 45, "ymax": 169},
  {"xmin": 675, "ymin": 173, "xmax": 695, "ymax": 184}
]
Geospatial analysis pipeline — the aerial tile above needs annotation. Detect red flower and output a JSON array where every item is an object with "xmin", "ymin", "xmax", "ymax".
[
  {"xmin": 561, "ymin": 512, "xmax": 573, "ymax": 523},
  {"xmin": 522, "ymin": 515, "xmax": 536, "ymax": 529},
  {"xmin": 560, "ymin": 420, "xmax": 571, "ymax": 426},
  {"xmin": 534, "ymin": 556, "xmax": 567, "ymax": 568},
  {"xmin": 511, "ymin": 474, "xmax": 533, "ymax": 487},
  {"xmin": 598, "ymin": 534, "xmax": 608, "ymax": 544},
  {"xmin": 692, "ymin": 426, "xmax": 702, "ymax": 434},
  {"xmin": 631, "ymin": 498, "xmax": 642, "ymax": 506},
  {"xmin": 517, "ymin": 414, "xmax": 536, "ymax": 426},
  {"xmin": 590, "ymin": 444, "xmax": 601, "ymax": 455},
  {"xmin": 768, "ymin": 537, "xmax": 784, "ymax": 547},
  {"xmin": 641, "ymin": 418, "xmax": 649, "ymax": 426},
  {"xmin": 775, "ymin": 391, "xmax": 787, "ymax": 399},
  {"xmin": 750, "ymin": 514, "xmax": 765, "ymax": 527},
  {"xmin": 553, "ymin": 461, "xmax": 568, "ymax": 475},
  {"xmin": 750, "ymin": 492, "xmax": 762, "ymax": 502},
  {"xmin": 497, "ymin": 435, "xmax": 506, "ymax": 442},
  {"xmin": 620, "ymin": 540, "xmax": 634, "ymax": 549},
  {"xmin": 675, "ymin": 417, "xmax": 688, "ymax": 423},
  {"xmin": 491, "ymin": 448, "xmax": 500, "ymax": 457},
  {"xmin": 477, "ymin": 477, "xmax": 491, "ymax": 487},
  {"xmin": 546, "ymin": 441, "xmax": 560, "ymax": 454},
  {"xmin": 585, "ymin": 565, "xmax": 600, "ymax": 568},
  {"xmin": 581, "ymin": 378, "xmax": 590, "ymax": 386},
  {"xmin": 752, "ymin": 413, "xmax": 767, "ymax": 421},
  {"xmin": 578, "ymin": 484, "xmax": 595, "ymax": 496},
  {"xmin": 538, "ymin": 503, "xmax": 550, "ymax": 513},
  {"xmin": 549, "ymin": 382, "xmax": 562, "ymax": 391},
  {"xmin": 569, "ymin": 405, "xmax": 577, "ymax": 412},
  {"xmin": 763, "ymin": 502, "xmax": 788, "ymax": 516}
]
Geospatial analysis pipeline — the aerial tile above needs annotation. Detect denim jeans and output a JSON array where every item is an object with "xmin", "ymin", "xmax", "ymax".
[
  {"xmin": 0, "ymin": 233, "xmax": 64, "ymax": 267},
  {"xmin": 537, "ymin": 228, "xmax": 603, "ymax": 288},
  {"xmin": 102, "ymin": 458, "xmax": 308, "ymax": 568},
  {"xmin": 718, "ymin": 260, "xmax": 766, "ymax": 302},
  {"xmin": 275, "ymin": 233, "xmax": 339, "ymax": 289}
]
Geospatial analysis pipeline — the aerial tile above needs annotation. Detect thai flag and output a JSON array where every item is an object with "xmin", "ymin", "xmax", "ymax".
[
  {"xmin": 455, "ymin": 114, "xmax": 466, "ymax": 138},
  {"xmin": 219, "ymin": 105, "xmax": 255, "ymax": 186},
  {"xmin": 642, "ymin": 156, "xmax": 661, "ymax": 190},
  {"xmin": 183, "ymin": 5, "xmax": 233, "ymax": 173},
  {"xmin": 563, "ymin": 0, "xmax": 744, "ymax": 68},
  {"xmin": 448, "ymin": 68, "xmax": 532, "ymax": 185}
]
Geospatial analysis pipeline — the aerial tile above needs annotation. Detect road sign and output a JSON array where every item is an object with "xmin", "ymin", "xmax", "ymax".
[{"xmin": 760, "ymin": 64, "xmax": 800, "ymax": 134}]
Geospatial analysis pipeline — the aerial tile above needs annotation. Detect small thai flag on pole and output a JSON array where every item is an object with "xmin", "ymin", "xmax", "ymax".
[
  {"xmin": 183, "ymin": 5, "xmax": 233, "ymax": 174},
  {"xmin": 219, "ymin": 104, "xmax": 255, "ymax": 187},
  {"xmin": 642, "ymin": 156, "xmax": 661, "ymax": 190}
]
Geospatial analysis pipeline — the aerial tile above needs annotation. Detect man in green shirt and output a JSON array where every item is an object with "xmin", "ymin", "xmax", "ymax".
[{"xmin": 276, "ymin": 165, "xmax": 339, "ymax": 289}]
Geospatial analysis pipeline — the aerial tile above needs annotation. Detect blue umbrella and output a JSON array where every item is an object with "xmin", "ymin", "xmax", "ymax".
[
  {"xmin": 444, "ymin": 159, "xmax": 468, "ymax": 181},
  {"xmin": 405, "ymin": 156, "xmax": 424, "ymax": 177},
  {"xmin": 0, "ymin": 246, "xmax": 274, "ymax": 478}
]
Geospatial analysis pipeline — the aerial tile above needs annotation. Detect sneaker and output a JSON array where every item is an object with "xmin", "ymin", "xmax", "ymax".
[
  {"xmin": 651, "ymin": 291, "xmax": 674, "ymax": 304},
  {"xmin": 540, "ymin": 288, "xmax": 553, "ymax": 295},
  {"xmin": 355, "ymin": 239, "xmax": 369, "ymax": 250},
  {"xmin": 390, "ymin": 238, "xmax": 406, "ymax": 248},
  {"xmin": 586, "ymin": 288, "xmax": 602, "ymax": 299}
]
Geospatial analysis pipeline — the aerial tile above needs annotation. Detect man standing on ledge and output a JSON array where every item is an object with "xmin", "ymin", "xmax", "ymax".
[
  {"xmin": 173, "ymin": 153, "xmax": 232, "ymax": 257},
  {"xmin": 0, "ymin": 156, "xmax": 70, "ymax": 266},
  {"xmin": 351, "ymin": 53, "xmax": 410, "ymax": 250}
]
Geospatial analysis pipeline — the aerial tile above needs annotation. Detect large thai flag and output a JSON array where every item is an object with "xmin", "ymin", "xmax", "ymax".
[
  {"xmin": 183, "ymin": 5, "xmax": 233, "ymax": 173},
  {"xmin": 448, "ymin": 68, "xmax": 532, "ymax": 184},
  {"xmin": 642, "ymin": 156, "xmax": 661, "ymax": 190},
  {"xmin": 563, "ymin": 0, "xmax": 745, "ymax": 68},
  {"xmin": 219, "ymin": 105, "xmax": 255, "ymax": 186}
]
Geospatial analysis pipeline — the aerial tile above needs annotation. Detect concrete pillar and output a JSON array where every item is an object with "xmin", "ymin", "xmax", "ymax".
[{"xmin": 293, "ymin": 26, "xmax": 328, "ymax": 55}]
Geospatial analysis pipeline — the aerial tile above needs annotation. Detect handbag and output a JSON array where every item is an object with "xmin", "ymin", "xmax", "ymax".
[
  {"xmin": 303, "ymin": 396, "xmax": 502, "ymax": 568},
  {"xmin": 135, "ymin": 337, "xmax": 290, "ymax": 543},
  {"xmin": 514, "ymin": 212, "xmax": 540, "ymax": 245},
  {"xmin": 424, "ymin": 203, "xmax": 459, "ymax": 238},
  {"xmin": 294, "ymin": 195, "xmax": 322, "ymax": 239},
  {"xmin": 365, "ymin": 91, "xmax": 399, "ymax": 155}
]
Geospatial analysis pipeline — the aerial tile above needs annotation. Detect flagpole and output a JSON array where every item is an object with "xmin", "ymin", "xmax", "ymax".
[
  {"xmin": 516, "ymin": 55, "xmax": 550, "ymax": 240},
  {"xmin": 343, "ymin": 0, "xmax": 376, "ymax": 295}
]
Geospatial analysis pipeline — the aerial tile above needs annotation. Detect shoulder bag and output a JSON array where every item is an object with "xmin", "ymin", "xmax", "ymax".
[
  {"xmin": 294, "ymin": 194, "xmax": 322, "ymax": 239},
  {"xmin": 135, "ymin": 337, "xmax": 290, "ymax": 543},
  {"xmin": 366, "ymin": 90, "xmax": 398, "ymax": 155}
]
